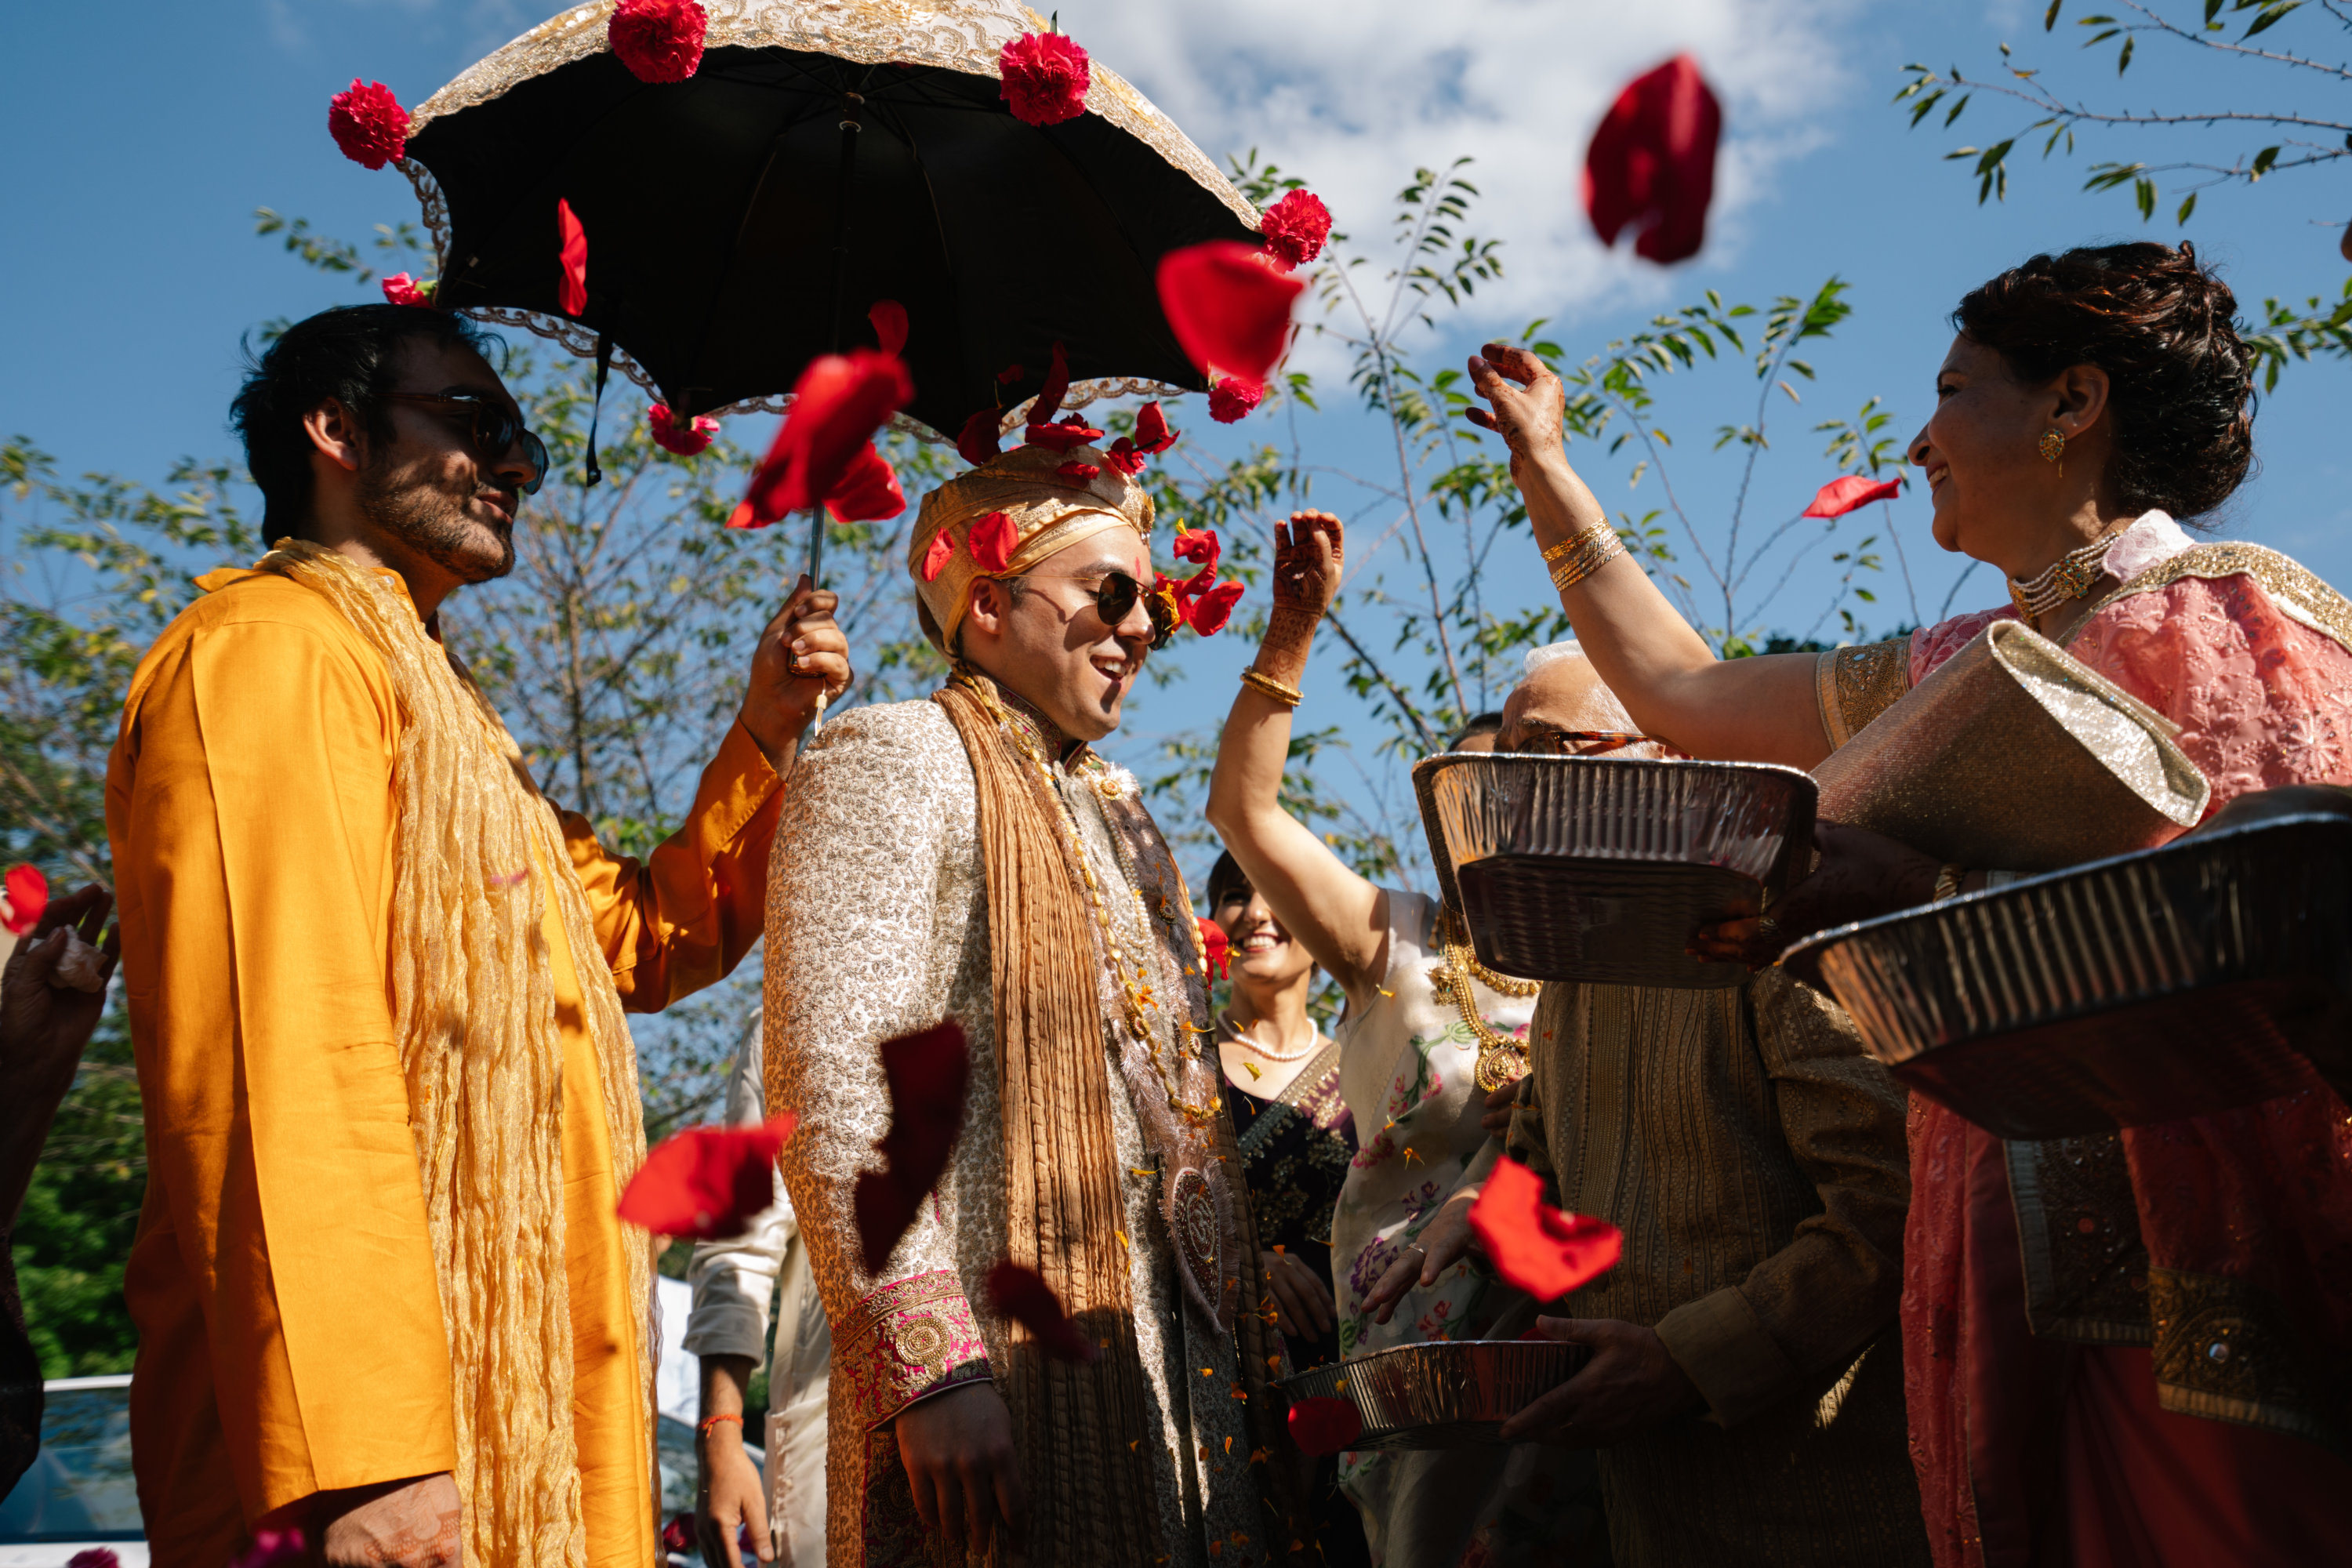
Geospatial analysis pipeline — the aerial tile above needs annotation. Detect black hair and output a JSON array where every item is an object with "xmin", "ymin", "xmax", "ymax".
[
  {"xmin": 1446, "ymin": 712, "xmax": 1505, "ymax": 751},
  {"xmin": 1206, "ymin": 850, "xmax": 1249, "ymax": 912},
  {"xmin": 229, "ymin": 304, "xmax": 496, "ymax": 539},
  {"xmin": 1952, "ymin": 241, "xmax": 2256, "ymax": 521}
]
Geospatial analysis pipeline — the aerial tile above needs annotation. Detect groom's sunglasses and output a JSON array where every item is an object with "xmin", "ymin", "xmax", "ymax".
[
  {"xmin": 1047, "ymin": 569, "xmax": 1180, "ymax": 650},
  {"xmin": 386, "ymin": 393, "xmax": 550, "ymax": 495}
]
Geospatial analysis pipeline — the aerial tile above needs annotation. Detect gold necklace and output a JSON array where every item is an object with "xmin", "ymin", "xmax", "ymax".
[
  {"xmin": 1218, "ymin": 1010, "xmax": 1323, "ymax": 1062},
  {"xmin": 2007, "ymin": 532, "xmax": 2118, "ymax": 620},
  {"xmin": 1432, "ymin": 907, "xmax": 1539, "ymax": 1092},
  {"xmin": 956, "ymin": 671, "xmax": 1219, "ymax": 1127}
]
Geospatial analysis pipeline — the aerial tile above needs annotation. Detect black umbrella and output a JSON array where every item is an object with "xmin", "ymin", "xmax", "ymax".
[{"xmin": 397, "ymin": 0, "xmax": 1261, "ymax": 441}]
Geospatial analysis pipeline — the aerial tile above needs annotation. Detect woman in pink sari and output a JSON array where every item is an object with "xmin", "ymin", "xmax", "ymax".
[{"xmin": 1465, "ymin": 241, "xmax": 2352, "ymax": 1565}]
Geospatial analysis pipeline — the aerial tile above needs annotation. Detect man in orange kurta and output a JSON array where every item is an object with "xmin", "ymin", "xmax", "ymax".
[{"xmin": 106, "ymin": 304, "xmax": 849, "ymax": 1567}]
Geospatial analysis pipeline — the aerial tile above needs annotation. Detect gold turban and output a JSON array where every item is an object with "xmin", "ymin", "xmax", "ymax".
[{"xmin": 907, "ymin": 441, "xmax": 1156, "ymax": 653}]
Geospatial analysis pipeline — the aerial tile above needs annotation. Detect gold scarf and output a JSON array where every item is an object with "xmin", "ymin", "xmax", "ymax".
[{"xmin": 252, "ymin": 543, "xmax": 652, "ymax": 1566}]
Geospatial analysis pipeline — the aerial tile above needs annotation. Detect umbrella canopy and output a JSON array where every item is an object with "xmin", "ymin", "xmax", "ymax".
[{"xmin": 400, "ymin": 0, "xmax": 1262, "ymax": 437}]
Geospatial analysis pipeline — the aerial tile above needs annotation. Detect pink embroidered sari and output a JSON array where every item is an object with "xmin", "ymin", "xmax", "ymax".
[{"xmin": 1898, "ymin": 516, "xmax": 2352, "ymax": 1566}]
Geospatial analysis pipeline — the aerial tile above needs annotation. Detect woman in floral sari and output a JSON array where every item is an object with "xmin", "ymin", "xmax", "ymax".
[{"xmin": 1465, "ymin": 241, "xmax": 2352, "ymax": 1566}]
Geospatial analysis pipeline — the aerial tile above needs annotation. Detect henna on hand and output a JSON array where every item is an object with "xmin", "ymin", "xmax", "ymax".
[
  {"xmin": 1465, "ymin": 344, "xmax": 1567, "ymax": 476},
  {"xmin": 1256, "ymin": 511, "xmax": 1344, "ymax": 685}
]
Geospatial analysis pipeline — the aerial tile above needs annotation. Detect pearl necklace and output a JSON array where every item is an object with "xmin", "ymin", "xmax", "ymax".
[
  {"xmin": 2007, "ymin": 533, "xmax": 2118, "ymax": 620},
  {"xmin": 1217, "ymin": 1010, "xmax": 1323, "ymax": 1063}
]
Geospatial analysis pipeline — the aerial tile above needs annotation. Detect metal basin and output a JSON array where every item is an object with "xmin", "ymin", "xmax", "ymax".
[{"xmin": 1279, "ymin": 1338, "xmax": 1591, "ymax": 1450}]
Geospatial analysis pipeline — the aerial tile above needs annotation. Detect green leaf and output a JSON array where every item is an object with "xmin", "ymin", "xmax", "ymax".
[
  {"xmin": 2116, "ymin": 34, "xmax": 2133, "ymax": 73},
  {"xmin": 2251, "ymin": 145, "xmax": 2280, "ymax": 179},
  {"xmin": 2177, "ymin": 191, "xmax": 2198, "ymax": 223},
  {"xmin": 2244, "ymin": 2, "xmax": 2301, "ymax": 38},
  {"xmin": 2136, "ymin": 175, "xmax": 2156, "ymax": 220},
  {"xmin": 2046, "ymin": 0, "xmax": 2065, "ymax": 27}
]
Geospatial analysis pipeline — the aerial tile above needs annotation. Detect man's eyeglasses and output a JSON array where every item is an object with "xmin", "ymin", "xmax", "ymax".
[
  {"xmin": 1508, "ymin": 728, "xmax": 1686, "ymax": 759},
  {"xmin": 1029, "ymin": 569, "xmax": 1180, "ymax": 650},
  {"xmin": 385, "ymin": 394, "xmax": 550, "ymax": 495}
]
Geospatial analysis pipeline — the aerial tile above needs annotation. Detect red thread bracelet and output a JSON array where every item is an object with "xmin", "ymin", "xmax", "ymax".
[{"xmin": 698, "ymin": 1413, "xmax": 743, "ymax": 1438}]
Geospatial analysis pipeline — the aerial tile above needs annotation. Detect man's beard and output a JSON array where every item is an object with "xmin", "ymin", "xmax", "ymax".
[{"xmin": 354, "ymin": 460, "xmax": 516, "ymax": 583}]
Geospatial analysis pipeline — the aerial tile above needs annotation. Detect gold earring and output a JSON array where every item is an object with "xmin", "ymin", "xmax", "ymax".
[{"xmin": 2039, "ymin": 428, "xmax": 2067, "ymax": 464}]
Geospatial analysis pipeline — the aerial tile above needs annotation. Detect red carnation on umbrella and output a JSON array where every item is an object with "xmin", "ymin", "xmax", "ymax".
[
  {"xmin": 380, "ymin": 273, "xmax": 434, "ymax": 308},
  {"xmin": 616, "ymin": 1115, "xmax": 799, "ymax": 1240},
  {"xmin": 985, "ymin": 1261, "xmax": 1098, "ymax": 1363},
  {"xmin": 1802, "ymin": 474, "xmax": 1903, "ymax": 519},
  {"xmin": 729, "ymin": 350, "xmax": 913, "ymax": 528},
  {"xmin": 1000, "ymin": 31, "xmax": 1091, "ymax": 126},
  {"xmin": 328, "ymin": 79, "xmax": 408, "ymax": 170},
  {"xmin": 1197, "ymin": 916, "xmax": 1230, "ymax": 980},
  {"xmin": 2, "ymin": 866, "xmax": 47, "ymax": 938},
  {"xmin": 648, "ymin": 403, "xmax": 718, "ymax": 456},
  {"xmin": 1157, "ymin": 241, "xmax": 1305, "ymax": 387},
  {"xmin": 1259, "ymin": 189, "xmax": 1333, "ymax": 272},
  {"xmin": 1208, "ymin": 377, "xmax": 1263, "ymax": 424},
  {"xmin": 1468, "ymin": 1156, "xmax": 1623, "ymax": 1300},
  {"xmin": 610, "ymin": 0, "xmax": 707, "ymax": 84},
  {"xmin": 1584, "ymin": 53, "xmax": 1722, "ymax": 267}
]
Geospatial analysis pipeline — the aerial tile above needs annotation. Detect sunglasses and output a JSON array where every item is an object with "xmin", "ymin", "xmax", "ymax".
[
  {"xmin": 386, "ymin": 393, "xmax": 550, "ymax": 495},
  {"xmin": 1032, "ymin": 569, "xmax": 1180, "ymax": 649},
  {"xmin": 1510, "ymin": 728, "xmax": 1687, "ymax": 759}
]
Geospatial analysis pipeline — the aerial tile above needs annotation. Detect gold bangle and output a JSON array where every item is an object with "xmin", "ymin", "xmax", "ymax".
[
  {"xmin": 1540, "ymin": 535, "xmax": 1583, "ymax": 564},
  {"xmin": 1240, "ymin": 667, "xmax": 1303, "ymax": 707},
  {"xmin": 1932, "ymin": 864, "xmax": 1967, "ymax": 903},
  {"xmin": 1548, "ymin": 528, "xmax": 1624, "ymax": 593}
]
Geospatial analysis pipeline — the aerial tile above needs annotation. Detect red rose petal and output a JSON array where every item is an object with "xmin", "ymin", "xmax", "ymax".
[
  {"xmin": 1056, "ymin": 461, "xmax": 1101, "ymax": 484},
  {"xmin": 968, "ymin": 510, "xmax": 1019, "ymax": 575},
  {"xmin": 1802, "ymin": 474, "xmax": 1903, "ymax": 519},
  {"xmin": 1132, "ymin": 401, "xmax": 1178, "ymax": 454},
  {"xmin": 380, "ymin": 272, "xmax": 434, "ymax": 308},
  {"xmin": 1172, "ymin": 527, "xmax": 1219, "ymax": 569},
  {"xmin": 737, "ymin": 350, "xmax": 913, "ymax": 528},
  {"xmin": 1259, "ymin": 189, "xmax": 1333, "ymax": 272},
  {"xmin": 985, "ymin": 1260, "xmax": 1098, "ymax": 1363},
  {"xmin": 1467, "ymin": 1156, "xmax": 1624, "ymax": 1301},
  {"xmin": 557, "ymin": 199, "xmax": 589, "ymax": 318},
  {"xmin": 1103, "ymin": 437, "xmax": 1146, "ymax": 477},
  {"xmin": 659, "ymin": 1512, "xmax": 695, "ymax": 1554},
  {"xmin": 826, "ymin": 441, "xmax": 906, "ymax": 523},
  {"xmin": 1197, "ymin": 916, "xmax": 1230, "ymax": 980},
  {"xmin": 4, "ymin": 864, "xmax": 51, "ymax": 937},
  {"xmin": 855, "ymin": 1022, "xmax": 972, "ymax": 1273},
  {"xmin": 996, "ymin": 362, "xmax": 1025, "ymax": 385},
  {"xmin": 957, "ymin": 407, "xmax": 1004, "ymax": 467},
  {"xmin": 1183, "ymin": 578, "xmax": 1245, "ymax": 637},
  {"xmin": 615, "ymin": 1114, "xmax": 800, "ymax": 1240},
  {"xmin": 1026, "ymin": 415, "xmax": 1104, "ymax": 453},
  {"xmin": 648, "ymin": 403, "xmax": 717, "ymax": 456},
  {"xmin": 869, "ymin": 298, "xmax": 909, "ymax": 358},
  {"xmin": 1584, "ymin": 53, "xmax": 1722, "ymax": 267},
  {"xmin": 921, "ymin": 528, "xmax": 958, "ymax": 583},
  {"xmin": 1207, "ymin": 377, "xmax": 1265, "ymax": 424},
  {"xmin": 1030, "ymin": 340, "xmax": 1073, "ymax": 426},
  {"xmin": 1156, "ymin": 243, "xmax": 1304, "ymax": 386},
  {"xmin": 1000, "ymin": 31, "xmax": 1091, "ymax": 127},
  {"xmin": 1287, "ymin": 1396, "xmax": 1362, "ymax": 1457},
  {"xmin": 327, "ymin": 80, "xmax": 407, "ymax": 170},
  {"xmin": 608, "ymin": 0, "xmax": 707, "ymax": 84}
]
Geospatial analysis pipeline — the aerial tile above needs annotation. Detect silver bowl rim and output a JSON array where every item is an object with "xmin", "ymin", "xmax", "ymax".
[
  {"xmin": 1780, "ymin": 811, "xmax": 2352, "ymax": 974},
  {"xmin": 1410, "ymin": 751, "xmax": 1820, "ymax": 918}
]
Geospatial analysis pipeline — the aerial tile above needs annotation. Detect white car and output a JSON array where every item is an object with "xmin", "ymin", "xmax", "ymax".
[{"xmin": 0, "ymin": 1374, "xmax": 147, "ymax": 1566}]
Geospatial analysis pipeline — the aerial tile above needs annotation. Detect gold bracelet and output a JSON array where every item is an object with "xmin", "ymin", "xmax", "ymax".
[
  {"xmin": 1540, "ymin": 535, "xmax": 1584, "ymax": 564},
  {"xmin": 1240, "ymin": 667, "xmax": 1303, "ymax": 707},
  {"xmin": 1548, "ymin": 528, "xmax": 1624, "ymax": 593},
  {"xmin": 1932, "ymin": 864, "xmax": 1967, "ymax": 903}
]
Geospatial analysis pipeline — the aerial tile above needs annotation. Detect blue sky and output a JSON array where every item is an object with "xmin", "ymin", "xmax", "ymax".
[{"xmin": 6, "ymin": 0, "xmax": 2347, "ymax": 865}]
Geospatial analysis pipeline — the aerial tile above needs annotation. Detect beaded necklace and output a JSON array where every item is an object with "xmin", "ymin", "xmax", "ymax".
[
  {"xmin": 955, "ymin": 670, "xmax": 1221, "ymax": 1127},
  {"xmin": 2007, "ymin": 532, "xmax": 2118, "ymax": 621}
]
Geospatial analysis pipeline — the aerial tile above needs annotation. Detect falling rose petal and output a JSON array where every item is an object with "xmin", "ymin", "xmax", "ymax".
[
  {"xmin": 855, "ymin": 1022, "xmax": 971, "ymax": 1273},
  {"xmin": 1156, "ymin": 242, "xmax": 1304, "ymax": 386},
  {"xmin": 1172, "ymin": 527, "xmax": 1220, "ymax": 569},
  {"xmin": 1207, "ymin": 377, "xmax": 1264, "ymax": 425},
  {"xmin": 1056, "ymin": 461, "xmax": 1102, "ymax": 484},
  {"xmin": 1184, "ymin": 578, "xmax": 1245, "ymax": 637},
  {"xmin": 1197, "ymin": 916, "xmax": 1230, "ymax": 980},
  {"xmin": 1802, "ymin": 474, "xmax": 1904, "ymax": 519},
  {"xmin": 228, "ymin": 1529, "xmax": 307, "ymax": 1568},
  {"xmin": 67, "ymin": 1551, "xmax": 122, "ymax": 1568},
  {"xmin": 609, "ymin": 0, "xmax": 708, "ymax": 83},
  {"xmin": 2, "ymin": 865, "xmax": 48, "ymax": 937},
  {"xmin": 1132, "ymin": 401, "xmax": 1178, "ymax": 454},
  {"xmin": 869, "ymin": 298, "xmax": 909, "ymax": 357},
  {"xmin": 1468, "ymin": 1156, "xmax": 1624, "ymax": 1301},
  {"xmin": 737, "ymin": 350, "xmax": 913, "ymax": 528},
  {"xmin": 380, "ymin": 272, "xmax": 434, "ymax": 308},
  {"xmin": 648, "ymin": 403, "xmax": 719, "ymax": 456},
  {"xmin": 1103, "ymin": 437, "xmax": 1146, "ymax": 477},
  {"xmin": 968, "ymin": 510, "xmax": 1019, "ymax": 575},
  {"xmin": 1287, "ymin": 1396, "xmax": 1362, "ymax": 1457},
  {"xmin": 1026, "ymin": 414, "xmax": 1104, "ymax": 453},
  {"xmin": 985, "ymin": 1260, "xmax": 1098, "ymax": 1363},
  {"xmin": 557, "ymin": 198, "xmax": 589, "ymax": 318},
  {"xmin": 615, "ymin": 1114, "xmax": 800, "ymax": 1240},
  {"xmin": 659, "ymin": 1513, "xmax": 695, "ymax": 1554},
  {"xmin": 957, "ymin": 407, "xmax": 1004, "ymax": 467},
  {"xmin": 999, "ymin": 31, "xmax": 1091, "ymax": 126},
  {"xmin": 328, "ymin": 80, "xmax": 407, "ymax": 170},
  {"xmin": 1258, "ymin": 189, "xmax": 1334, "ymax": 272},
  {"xmin": 1583, "ymin": 53, "xmax": 1722, "ymax": 267},
  {"xmin": 1030, "ymin": 340, "xmax": 1073, "ymax": 426},
  {"xmin": 921, "ymin": 528, "xmax": 959, "ymax": 583},
  {"xmin": 826, "ymin": 442, "xmax": 907, "ymax": 523},
  {"xmin": 996, "ymin": 362, "xmax": 1025, "ymax": 385}
]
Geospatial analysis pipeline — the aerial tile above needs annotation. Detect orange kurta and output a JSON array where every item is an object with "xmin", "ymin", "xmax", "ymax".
[{"xmin": 107, "ymin": 567, "xmax": 781, "ymax": 1566}]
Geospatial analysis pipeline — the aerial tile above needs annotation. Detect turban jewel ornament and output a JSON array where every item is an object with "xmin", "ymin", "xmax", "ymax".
[{"xmin": 1584, "ymin": 53, "xmax": 1723, "ymax": 267}]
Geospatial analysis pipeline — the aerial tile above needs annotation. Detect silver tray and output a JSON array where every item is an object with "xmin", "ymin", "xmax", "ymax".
[
  {"xmin": 1784, "ymin": 814, "xmax": 2352, "ymax": 1140},
  {"xmin": 1278, "ymin": 1339, "xmax": 1590, "ymax": 1450},
  {"xmin": 1415, "ymin": 753, "xmax": 1817, "ymax": 989}
]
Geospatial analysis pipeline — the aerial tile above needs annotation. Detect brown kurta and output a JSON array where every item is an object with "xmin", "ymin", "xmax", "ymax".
[{"xmin": 1507, "ymin": 970, "xmax": 1928, "ymax": 1567}]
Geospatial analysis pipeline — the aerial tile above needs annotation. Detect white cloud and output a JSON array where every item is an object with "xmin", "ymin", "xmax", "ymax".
[{"xmin": 1055, "ymin": 0, "xmax": 1864, "ymax": 335}]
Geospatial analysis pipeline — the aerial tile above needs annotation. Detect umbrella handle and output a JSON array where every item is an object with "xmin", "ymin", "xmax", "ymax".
[{"xmin": 804, "ymin": 505, "xmax": 826, "ymax": 737}]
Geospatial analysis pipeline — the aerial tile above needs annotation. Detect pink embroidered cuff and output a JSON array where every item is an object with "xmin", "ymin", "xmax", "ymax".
[{"xmin": 837, "ymin": 1269, "xmax": 990, "ymax": 1427}]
